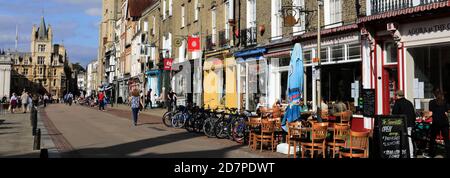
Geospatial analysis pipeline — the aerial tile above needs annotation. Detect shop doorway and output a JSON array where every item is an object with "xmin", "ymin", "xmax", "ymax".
[{"xmin": 382, "ymin": 67, "xmax": 398, "ymax": 114}]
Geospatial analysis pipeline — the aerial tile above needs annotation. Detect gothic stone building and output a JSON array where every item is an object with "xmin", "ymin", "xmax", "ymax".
[{"xmin": 11, "ymin": 17, "xmax": 68, "ymax": 99}]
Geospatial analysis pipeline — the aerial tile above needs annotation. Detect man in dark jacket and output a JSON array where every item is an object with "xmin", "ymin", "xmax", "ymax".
[{"xmin": 392, "ymin": 90, "xmax": 417, "ymax": 158}]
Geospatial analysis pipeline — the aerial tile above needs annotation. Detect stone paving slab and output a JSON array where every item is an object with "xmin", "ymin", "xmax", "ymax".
[
  {"xmin": 0, "ymin": 112, "xmax": 39, "ymax": 157},
  {"xmin": 43, "ymin": 104, "xmax": 285, "ymax": 158}
]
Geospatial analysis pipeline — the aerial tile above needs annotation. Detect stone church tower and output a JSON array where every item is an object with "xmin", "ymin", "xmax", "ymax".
[{"xmin": 11, "ymin": 16, "xmax": 68, "ymax": 99}]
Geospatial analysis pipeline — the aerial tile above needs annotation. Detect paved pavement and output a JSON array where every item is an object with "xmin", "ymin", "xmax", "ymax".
[
  {"xmin": 0, "ymin": 107, "xmax": 61, "ymax": 158},
  {"xmin": 106, "ymin": 104, "xmax": 167, "ymax": 118},
  {"xmin": 0, "ymin": 112, "xmax": 39, "ymax": 157},
  {"xmin": 41, "ymin": 104, "xmax": 285, "ymax": 158}
]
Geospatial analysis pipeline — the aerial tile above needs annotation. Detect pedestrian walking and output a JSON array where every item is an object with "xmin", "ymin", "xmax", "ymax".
[
  {"xmin": 424, "ymin": 89, "xmax": 450, "ymax": 158},
  {"xmin": 10, "ymin": 93, "xmax": 17, "ymax": 113},
  {"xmin": 27, "ymin": 93, "xmax": 33, "ymax": 110},
  {"xmin": 148, "ymin": 89, "xmax": 153, "ymax": 109},
  {"xmin": 21, "ymin": 91, "xmax": 29, "ymax": 113},
  {"xmin": 167, "ymin": 89, "xmax": 176, "ymax": 112},
  {"xmin": 17, "ymin": 95, "xmax": 22, "ymax": 112},
  {"xmin": 130, "ymin": 89, "xmax": 140, "ymax": 126},
  {"xmin": 68, "ymin": 93, "xmax": 74, "ymax": 106},
  {"xmin": 64, "ymin": 94, "xmax": 68, "ymax": 105},
  {"xmin": 392, "ymin": 90, "xmax": 417, "ymax": 158},
  {"xmin": 43, "ymin": 94, "xmax": 49, "ymax": 107},
  {"xmin": 161, "ymin": 87, "xmax": 167, "ymax": 110},
  {"xmin": 98, "ymin": 91, "xmax": 105, "ymax": 111},
  {"xmin": 1, "ymin": 95, "xmax": 7, "ymax": 104}
]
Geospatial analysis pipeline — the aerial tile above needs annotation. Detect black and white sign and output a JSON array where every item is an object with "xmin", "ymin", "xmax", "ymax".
[{"xmin": 374, "ymin": 115, "xmax": 410, "ymax": 159}]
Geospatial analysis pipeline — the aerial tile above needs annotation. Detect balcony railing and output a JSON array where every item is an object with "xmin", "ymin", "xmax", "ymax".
[
  {"xmin": 218, "ymin": 30, "xmax": 229, "ymax": 48},
  {"xmin": 206, "ymin": 35, "xmax": 216, "ymax": 51},
  {"xmin": 370, "ymin": 0, "xmax": 448, "ymax": 15},
  {"xmin": 240, "ymin": 27, "xmax": 257, "ymax": 47}
]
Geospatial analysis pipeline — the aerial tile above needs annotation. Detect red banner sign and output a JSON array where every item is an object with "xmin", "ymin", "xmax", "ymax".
[
  {"xmin": 188, "ymin": 36, "xmax": 200, "ymax": 52},
  {"xmin": 163, "ymin": 58, "xmax": 173, "ymax": 71}
]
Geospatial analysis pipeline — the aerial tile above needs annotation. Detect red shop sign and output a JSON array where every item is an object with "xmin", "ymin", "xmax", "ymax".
[{"xmin": 163, "ymin": 58, "xmax": 173, "ymax": 71}]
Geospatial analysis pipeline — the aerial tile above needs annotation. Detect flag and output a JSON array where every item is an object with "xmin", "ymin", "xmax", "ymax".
[
  {"xmin": 188, "ymin": 36, "xmax": 200, "ymax": 52},
  {"xmin": 163, "ymin": 58, "xmax": 173, "ymax": 71}
]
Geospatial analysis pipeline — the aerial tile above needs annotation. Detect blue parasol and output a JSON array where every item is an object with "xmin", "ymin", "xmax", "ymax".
[{"xmin": 282, "ymin": 43, "xmax": 304, "ymax": 132}]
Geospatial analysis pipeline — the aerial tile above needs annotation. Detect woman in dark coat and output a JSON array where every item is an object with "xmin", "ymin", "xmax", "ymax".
[{"xmin": 426, "ymin": 89, "xmax": 450, "ymax": 158}]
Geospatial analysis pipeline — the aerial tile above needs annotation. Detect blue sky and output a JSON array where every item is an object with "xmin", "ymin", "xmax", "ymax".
[{"xmin": 0, "ymin": 0, "xmax": 102, "ymax": 67}]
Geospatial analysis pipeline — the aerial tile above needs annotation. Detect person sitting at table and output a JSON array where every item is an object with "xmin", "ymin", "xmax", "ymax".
[
  {"xmin": 320, "ymin": 99, "xmax": 329, "ymax": 114},
  {"xmin": 272, "ymin": 99, "xmax": 283, "ymax": 118},
  {"xmin": 333, "ymin": 98, "xmax": 347, "ymax": 114},
  {"xmin": 299, "ymin": 99, "xmax": 308, "ymax": 112},
  {"xmin": 256, "ymin": 98, "xmax": 268, "ymax": 117}
]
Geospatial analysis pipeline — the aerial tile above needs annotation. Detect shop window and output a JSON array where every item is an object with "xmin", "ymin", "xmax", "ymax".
[
  {"xmin": 411, "ymin": 46, "xmax": 450, "ymax": 100},
  {"xmin": 385, "ymin": 42, "xmax": 398, "ymax": 64},
  {"xmin": 304, "ymin": 50, "xmax": 312, "ymax": 64},
  {"xmin": 348, "ymin": 43, "xmax": 361, "ymax": 60},
  {"xmin": 321, "ymin": 47, "xmax": 328, "ymax": 62},
  {"xmin": 331, "ymin": 45, "xmax": 344, "ymax": 62}
]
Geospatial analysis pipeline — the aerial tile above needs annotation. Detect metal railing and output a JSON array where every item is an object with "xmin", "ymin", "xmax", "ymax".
[
  {"xmin": 240, "ymin": 27, "xmax": 257, "ymax": 47},
  {"xmin": 371, "ymin": 0, "xmax": 448, "ymax": 15}
]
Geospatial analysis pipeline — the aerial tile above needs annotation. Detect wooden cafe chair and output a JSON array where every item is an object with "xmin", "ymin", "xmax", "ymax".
[
  {"xmin": 254, "ymin": 120, "xmax": 276, "ymax": 152},
  {"xmin": 301, "ymin": 122, "xmax": 329, "ymax": 158},
  {"xmin": 247, "ymin": 117, "xmax": 262, "ymax": 149},
  {"xmin": 269, "ymin": 117, "xmax": 283, "ymax": 144},
  {"xmin": 327, "ymin": 124, "xmax": 350, "ymax": 158},
  {"xmin": 340, "ymin": 110, "xmax": 352, "ymax": 126},
  {"xmin": 286, "ymin": 121, "xmax": 303, "ymax": 158},
  {"xmin": 339, "ymin": 131, "xmax": 370, "ymax": 158}
]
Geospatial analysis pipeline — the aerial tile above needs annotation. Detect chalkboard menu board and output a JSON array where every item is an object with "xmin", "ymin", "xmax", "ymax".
[
  {"xmin": 374, "ymin": 115, "xmax": 410, "ymax": 159},
  {"xmin": 362, "ymin": 89, "xmax": 375, "ymax": 117}
]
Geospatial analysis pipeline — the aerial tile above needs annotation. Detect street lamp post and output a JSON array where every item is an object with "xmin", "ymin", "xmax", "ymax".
[{"xmin": 316, "ymin": 0, "xmax": 323, "ymax": 121}]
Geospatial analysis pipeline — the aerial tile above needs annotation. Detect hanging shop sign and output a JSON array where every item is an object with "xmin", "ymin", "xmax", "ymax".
[
  {"xmin": 188, "ymin": 36, "xmax": 200, "ymax": 52},
  {"xmin": 163, "ymin": 58, "xmax": 173, "ymax": 71}
]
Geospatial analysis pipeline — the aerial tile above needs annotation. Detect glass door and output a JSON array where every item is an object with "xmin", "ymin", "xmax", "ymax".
[{"xmin": 383, "ymin": 67, "xmax": 398, "ymax": 114}]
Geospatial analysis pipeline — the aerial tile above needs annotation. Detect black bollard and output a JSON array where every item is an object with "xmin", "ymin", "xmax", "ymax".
[
  {"xmin": 33, "ymin": 129, "xmax": 41, "ymax": 150},
  {"xmin": 30, "ymin": 106, "xmax": 34, "ymax": 126},
  {"xmin": 40, "ymin": 149, "xmax": 48, "ymax": 158},
  {"xmin": 31, "ymin": 107, "xmax": 38, "ymax": 136}
]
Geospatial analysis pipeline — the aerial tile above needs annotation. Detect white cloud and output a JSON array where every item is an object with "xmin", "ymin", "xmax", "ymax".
[{"xmin": 85, "ymin": 8, "xmax": 102, "ymax": 16}]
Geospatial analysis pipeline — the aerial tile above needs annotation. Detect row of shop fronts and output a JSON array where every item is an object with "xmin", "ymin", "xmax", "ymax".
[
  {"xmin": 169, "ymin": 27, "xmax": 364, "ymax": 113},
  {"xmin": 170, "ymin": 6, "xmax": 450, "ymax": 132}
]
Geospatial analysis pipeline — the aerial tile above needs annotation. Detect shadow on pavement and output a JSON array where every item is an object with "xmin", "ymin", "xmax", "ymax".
[
  {"xmin": 0, "ymin": 132, "xmax": 20, "ymax": 135},
  {"xmin": 62, "ymin": 131, "xmax": 241, "ymax": 158},
  {"xmin": 0, "ymin": 126, "xmax": 17, "ymax": 130}
]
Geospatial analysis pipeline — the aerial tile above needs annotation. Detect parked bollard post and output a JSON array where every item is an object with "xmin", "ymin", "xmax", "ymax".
[
  {"xmin": 31, "ymin": 107, "xmax": 37, "ymax": 136},
  {"xmin": 33, "ymin": 128, "xmax": 41, "ymax": 150},
  {"xmin": 30, "ymin": 106, "xmax": 34, "ymax": 126},
  {"xmin": 40, "ymin": 149, "xmax": 48, "ymax": 158}
]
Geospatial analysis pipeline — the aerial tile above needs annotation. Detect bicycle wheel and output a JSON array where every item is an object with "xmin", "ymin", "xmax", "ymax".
[
  {"xmin": 215, "ymin": 120, "xmax": 228, "ymax": 139},
  {"xmin": 185, "ymin": 115, "xmax": 195, "ymax": 132},
  {"xmin": 203, "ymin": 118, "xmax": 216, "ymax": 138},
  {"xmin": 194, "ymin": 116, "xmax": 205, "ymax": 133},
  {"xmin": 172, "ymin": 113, "xmax": 185, "ymax": 128},
  {"xmin": 232, "ymin": 119, "xmax": 246, "ymax": 144},
  {"xmin": 162, "ymin": 112, "xmax": 173, "ymax": 127}
]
